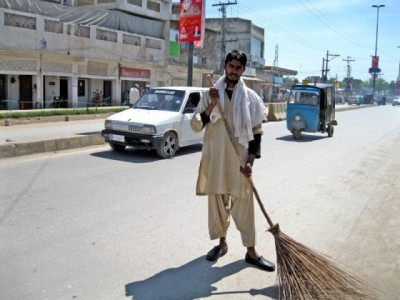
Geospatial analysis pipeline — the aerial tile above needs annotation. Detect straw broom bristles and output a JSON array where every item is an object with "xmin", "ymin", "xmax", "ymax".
[
  {"xmin": 268, "ymin": 224, "xmax": 373, "ymax": 299},
  {"xmin": 206, "ymin": 75, "xmax": 374, "ymax": 299}
]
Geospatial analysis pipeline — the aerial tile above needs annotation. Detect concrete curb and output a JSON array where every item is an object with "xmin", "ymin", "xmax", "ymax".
[{"xmin": 0, "ymin": 133, "xmax": 105, "ymax": 158}]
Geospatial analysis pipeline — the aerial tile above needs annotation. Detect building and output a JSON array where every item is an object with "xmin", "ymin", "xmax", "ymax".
[
  {"xmin": 0, "ymin": 0, "xmax": 296, "ymax": 110},
  {"xmin": 0, "ymin": 0, "xmax": 217, "ymax": 110},
  {"xmin": 204, "ymin": 17, "xmax": 297, "ymax": 102}
]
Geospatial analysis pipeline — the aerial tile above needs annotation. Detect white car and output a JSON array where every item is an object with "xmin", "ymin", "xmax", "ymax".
[
  {"xmin": 392, "ymin": 97, "xmax": 400, "ymax": 106},
  {"xmin": 102, "ymin": 86, "xmax": 207, "ymax": 158}
]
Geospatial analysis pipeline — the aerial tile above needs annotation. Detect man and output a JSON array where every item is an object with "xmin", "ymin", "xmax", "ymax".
[
  {"xmin": 129, "ymin": 84, "xmax": 140, "ymax": 106},
  {"xmin": 190, "ymin": 50, "xmax": 275, "ymax": 272}
]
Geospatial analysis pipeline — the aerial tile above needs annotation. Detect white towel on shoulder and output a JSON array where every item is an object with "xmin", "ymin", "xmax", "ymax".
[{"xmin": 210, "ymin": 75, "xmax": 266, "ymax": 147}]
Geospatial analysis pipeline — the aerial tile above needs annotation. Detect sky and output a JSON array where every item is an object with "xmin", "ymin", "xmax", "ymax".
[{"xmin": 204, "ymin": 0, "xmax": 400, "ymax": 83}]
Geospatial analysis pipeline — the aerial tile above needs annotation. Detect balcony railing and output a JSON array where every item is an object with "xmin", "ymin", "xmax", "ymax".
[{"xmin": 0, "ymin": 9, "xmax": 165, "ymax": 63}]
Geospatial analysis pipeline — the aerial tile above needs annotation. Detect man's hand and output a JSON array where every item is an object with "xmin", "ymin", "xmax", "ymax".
[
  {"xmin": 204, "ymin": 87, "xmax": 218, "ymax": 116},
  {"xmin": 240, "ymin": 163, "xmax": 253, "ymax": 178},
  {"xmin": 209, "ymin": 87, "xmax": 218, "ymax": 107}
]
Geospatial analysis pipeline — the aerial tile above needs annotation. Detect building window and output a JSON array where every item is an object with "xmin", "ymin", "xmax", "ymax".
[
  {"xmin": 78, "ymin": 80, "xmax": 85, "ymax": 97},
  {"xmin": 251, "ymin": 36, "xmax": 262, "ymax": 57}
]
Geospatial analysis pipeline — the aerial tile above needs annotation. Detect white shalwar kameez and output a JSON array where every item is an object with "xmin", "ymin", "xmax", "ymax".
[{"xmin": 191, "ymin": 79, "xmax": 265, "ymax": 247}]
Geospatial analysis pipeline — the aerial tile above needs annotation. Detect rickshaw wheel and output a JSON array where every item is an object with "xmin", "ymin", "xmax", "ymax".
[
  {"xmin": 327, "ymin": 125, "xmax": 334, "ymax": 137},
  {"xmin": 293, "ymin": 129, "xmax": 301, "ymax": 140}
]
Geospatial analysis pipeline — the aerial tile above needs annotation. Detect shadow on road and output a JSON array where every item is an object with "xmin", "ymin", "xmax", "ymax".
[
  {"xmin": 276, "ymin": 134, "xmax": 327, "ymax": 142},
  {"xmin": 125, "ymin": 256, "xmax": 278, "ymax": 299},
  {"xmin": 90, "ymin": 144, "xmax": 203, "ymax": 163}
]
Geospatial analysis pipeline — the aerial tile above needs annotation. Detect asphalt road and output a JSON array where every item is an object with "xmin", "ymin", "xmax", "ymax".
[{"xmin": 0, "ymin": 105, "xmax": 399, "ymax": 300}]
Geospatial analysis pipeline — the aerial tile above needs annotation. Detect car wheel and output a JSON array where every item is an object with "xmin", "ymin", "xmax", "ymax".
[
  {"xmin": 157, "ymin": 132, "xmax": 178, "ymax": 158},
  {"xmin": 110, "ymin": 143, "xmax": 126, "ymax": 151},
  {"xmin": 293, "ymin": 129, "xmax": 301, "ymax": 140},
  {"xmin": 327, "ymin": 125, "xmax": 334, "ymax": 137}
]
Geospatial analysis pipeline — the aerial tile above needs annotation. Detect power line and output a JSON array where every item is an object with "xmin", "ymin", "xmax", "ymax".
[
  {"xmin": 299, "ymin": 0, "xmax": 369, "ymax": 49},
  {"xmin": 236, "ymin": 2, "xmax": 323, "ymax": 53},
  {"xmin": 212, "ymin": 1, "xmax": 237, "ymax": 72}
]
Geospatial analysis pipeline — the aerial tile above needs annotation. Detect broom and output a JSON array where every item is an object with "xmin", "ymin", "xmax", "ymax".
[{"xmin": 206, "ymin": 75, "xmax": 373, "ymax": 299}]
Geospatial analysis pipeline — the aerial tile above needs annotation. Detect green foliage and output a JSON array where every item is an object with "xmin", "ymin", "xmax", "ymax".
[{"xmin": 285, "ymin": 75, "xmax": 396, "ymax": 95}]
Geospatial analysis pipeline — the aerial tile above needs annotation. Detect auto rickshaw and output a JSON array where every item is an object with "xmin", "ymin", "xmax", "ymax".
[{"xmin": 286, "ymin": 83, "xmax": 337, "ymax": 140}]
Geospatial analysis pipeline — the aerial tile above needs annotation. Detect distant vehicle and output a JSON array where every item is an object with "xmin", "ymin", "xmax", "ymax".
[
  {"xmin": 286, "ymin": 83, "xmax": 337, "ymax": 139},
  {"xmin": 102, "ymin": 86, "xmax": 207, "ymax": 158},
  {"xmin": 375, "ymin": 95, "xmax": 386, "ymax": 105},
  {"xmin": 335, "ymin": 95, "xmax": 345, "ymax": 105},
  {"xmin": 347, "ymin": 95, "xmax": 364, "ymax": 106},
  {"xmin": 392, "ymin": 97, "xmax": 400, "ymax": 106},
  {"xmin": 363, "ymin": 94, "xmax": 373, "ymax": 104}
]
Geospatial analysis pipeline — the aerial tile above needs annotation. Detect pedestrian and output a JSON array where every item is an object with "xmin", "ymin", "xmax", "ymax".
[
  {"xmin": 190, "ymin": 50, "xmax": 274, "ymax": 272},
  {"xmin": 129, "ymin": 84, "xmax": 140, "ymax": 106},
  {"xmin": 98, "ymin": 90, "xmax": 103, "ymax": 106}
]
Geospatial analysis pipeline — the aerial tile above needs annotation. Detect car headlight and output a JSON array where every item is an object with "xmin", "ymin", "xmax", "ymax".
[
  {"xmin": 105, "ymin": 120, "xmax": 113, "ymax": 129},
  {"xmin": 142, "ymin": 125, "xmax": 156, "ymax": 134},
  {"xmin": 294, "ymin": 115, "xmax": 302, "ymax": 121}
]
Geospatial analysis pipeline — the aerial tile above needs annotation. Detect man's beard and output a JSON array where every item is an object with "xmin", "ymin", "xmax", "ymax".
[{"xmin": 225, "ymin": 73, "xmax": 239, "ymax": 85}]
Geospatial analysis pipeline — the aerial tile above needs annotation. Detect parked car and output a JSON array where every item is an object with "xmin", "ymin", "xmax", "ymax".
[
  {"xmin": 347, "ymin": 95, "xmax": 364, "ymax": 105},
  {"xmin": 392, "ymin": 97, "xmax": 400, "ymax": 106},
  {"xmin": 335, "ymin": 95, "xmax": 345, "ymax": 105},
  {"xmin": 102, "ymin": 86, "xmax": 207, "ymax": 158}
]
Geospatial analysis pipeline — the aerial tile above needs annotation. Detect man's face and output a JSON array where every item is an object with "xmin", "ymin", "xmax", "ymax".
[
  {"xmin": 182, "ymin": 0, "xmax": 191, "ymax": 11},
  {"xmin": 224, "ymin": 59, "xmax": 245, "ymax": 85}
]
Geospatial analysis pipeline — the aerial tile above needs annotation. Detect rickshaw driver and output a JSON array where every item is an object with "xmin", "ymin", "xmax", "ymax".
[{"xmin": 299, "ymin": 93, "xmax": 318, "ymax": 105}]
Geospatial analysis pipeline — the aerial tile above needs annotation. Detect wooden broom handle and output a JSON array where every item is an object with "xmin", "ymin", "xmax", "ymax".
[{"xmin": 206, "ymin": 75, "xmax": 275, "ymax": 228}]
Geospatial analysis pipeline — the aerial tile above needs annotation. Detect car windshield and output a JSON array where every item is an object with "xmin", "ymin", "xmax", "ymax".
[
  {"xmin": 288, "ymin": 89, "xmax": 320, "ymax": 106},
  {"xmin": 133, "ymin": 89, "xmax": 185, "ymax": 112}
]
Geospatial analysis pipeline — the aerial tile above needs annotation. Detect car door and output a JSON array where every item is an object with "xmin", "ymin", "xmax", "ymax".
[{"xmin": 179, "ymin": 91, "xmax": 204, "ymax": 145}]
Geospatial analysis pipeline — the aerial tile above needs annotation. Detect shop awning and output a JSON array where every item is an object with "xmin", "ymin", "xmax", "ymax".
[
  {"xmin": 263, "ymin": 66, "xmax": 297, "ymax": 76},
  {"xmin": 242, "ymin": 76, "xmax": 264, "ymax": 82}
]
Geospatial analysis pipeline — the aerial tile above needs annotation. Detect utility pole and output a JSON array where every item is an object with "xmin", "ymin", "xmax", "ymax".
[
  {"xmin": 212, "ymin": 1, "xmax": 237, "ymax": 73},
  {"xmin": 371, "ymin": 5, "xmax": 385, "ymax": 96},
  {"xmin": 343, "ymin": 56, "xmax": 355, "ymax": 91},
  {"xmin": 321, "ymin": 50, "xmax": 339, "ymax": 83},
  {"xmin": 187, "ymin": 42, "xmax": 194, "ymax": 86},
  {"xmin": 396, "ymin": 46, "xmax": 400, "ymax": 96}
]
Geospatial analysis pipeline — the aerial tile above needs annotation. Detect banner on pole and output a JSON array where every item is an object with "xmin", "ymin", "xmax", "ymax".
[
  {"xmin": 179, "ymin": 0, "xmax": 203, "ymax": 43},
  {"xmin": 194, "ymin": 0, "xmax": 206, "ymax": 48},
  {"xmin": 371, "ymin": 56, "xmax": 379, "ymax": 68}
]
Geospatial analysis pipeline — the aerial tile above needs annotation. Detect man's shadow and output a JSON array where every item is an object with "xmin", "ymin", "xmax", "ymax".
[{"xmin": 125, "ymin": 256, "xmax": 278, "ymax": 299}]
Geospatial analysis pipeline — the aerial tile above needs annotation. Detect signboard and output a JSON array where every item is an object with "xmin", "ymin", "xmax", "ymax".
[
  {"xmin": 120, "ymin": 67, "xmax": 150, "ymax": 79},
  {"xmin": 179, "ymin": 0, "xmax": 203, "ymax": 43},
  {"xmin": 369, "ymin": 67, "xmax": 381, "ymax": 74},
  {"xmin": 371, "ymin": 56, "xmax": 379, "ymax": 68}
]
